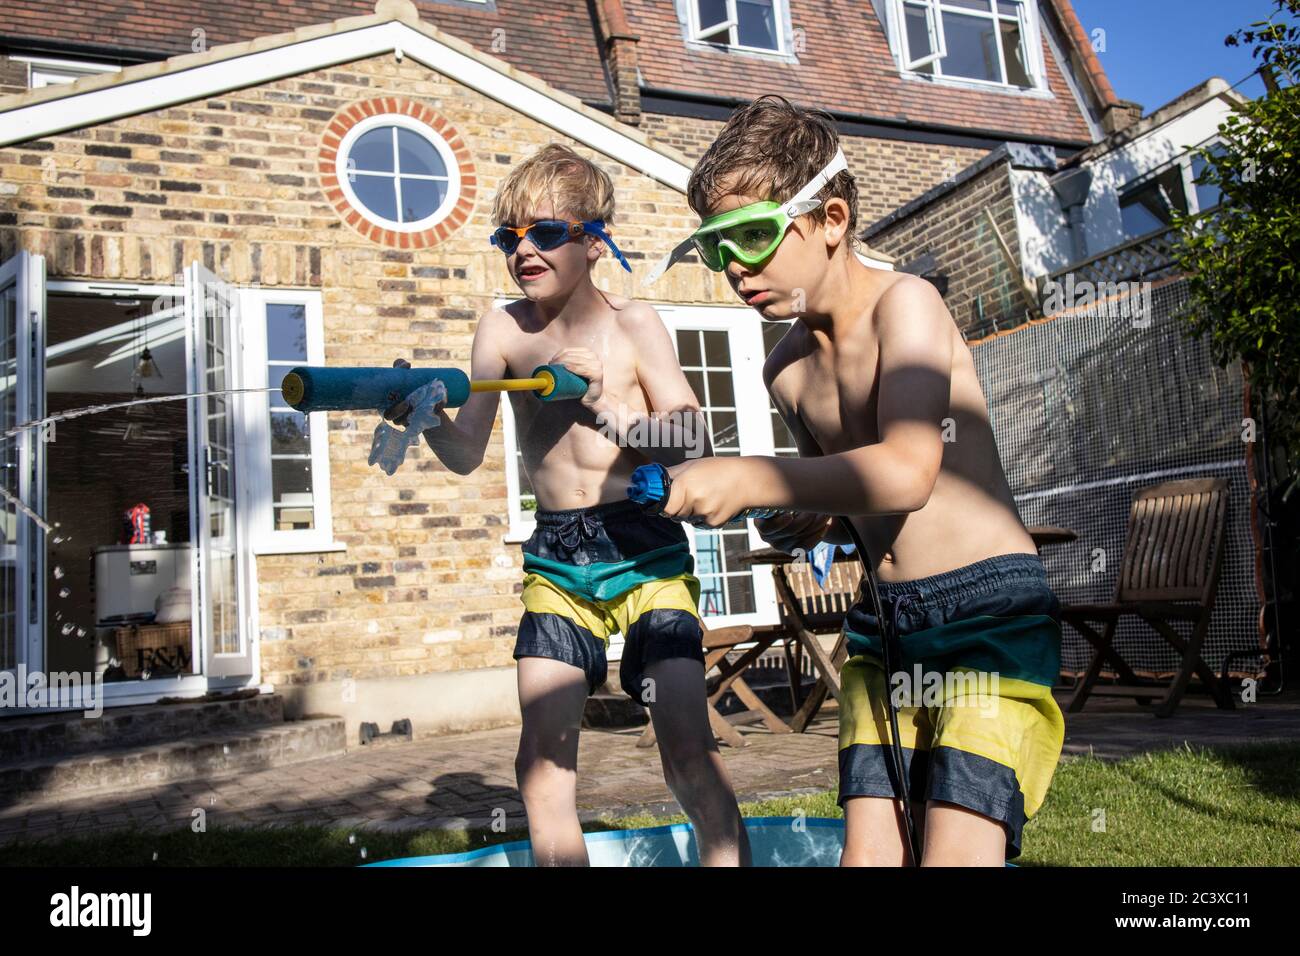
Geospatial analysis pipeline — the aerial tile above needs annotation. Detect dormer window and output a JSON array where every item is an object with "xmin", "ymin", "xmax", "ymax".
[
  {"xmin": 688, "ymin": 0, "xmax": 786, "ymax": 54},
  {"xmin": 888, "ymin": 0, "xmax": 1045, "ymax": 90}
]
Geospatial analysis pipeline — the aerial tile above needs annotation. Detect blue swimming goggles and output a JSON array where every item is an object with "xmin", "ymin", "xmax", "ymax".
[{"xmin": 490, "ymin": 219, "xmax": 632, "ymax": 273}]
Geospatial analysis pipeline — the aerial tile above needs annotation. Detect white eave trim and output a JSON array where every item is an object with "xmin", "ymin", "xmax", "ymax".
[{"xmin": 0, "ymin": 21, "xmax": 690, "ymax": 191}]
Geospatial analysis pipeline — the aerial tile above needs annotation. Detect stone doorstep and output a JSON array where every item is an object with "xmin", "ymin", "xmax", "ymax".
[
  {"xmin": 0, "ymin": 693, "xmax": 288, "ymax": 764},
  {"xmin": 0, "ymin": 717, "xmax": 346, "ymax": 808}
]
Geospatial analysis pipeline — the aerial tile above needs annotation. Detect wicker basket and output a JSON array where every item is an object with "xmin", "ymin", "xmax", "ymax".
[{"xmin": 114, "ymin": 622, "xmax": 194, "ymax": 678}]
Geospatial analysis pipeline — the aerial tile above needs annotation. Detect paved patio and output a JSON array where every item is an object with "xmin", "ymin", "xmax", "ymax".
[{"xmin": 1, "ymin": 687, "xmax": 1297, "ymax": 844}]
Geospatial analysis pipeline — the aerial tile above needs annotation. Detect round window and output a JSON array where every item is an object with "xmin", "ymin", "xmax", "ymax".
[{"xmin": 336, "ymin": 114, "xmax": 460, "ymax": 233}]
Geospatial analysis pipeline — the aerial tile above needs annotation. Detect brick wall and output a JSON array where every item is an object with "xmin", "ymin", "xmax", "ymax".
[
  {"xmin": 0, "ymin": 53, "xmax": 736, "ymax": 689},
  {"xmin": 864, "ymin": 158, "xmax": 1029, "ymax": 337},
  {"xmin": 0, "ymin": 56, "xmax": 28, "ymax": 96},
  {"xmin": 640, "ymin": 112, "xmax": 988, "ymax": 224}
]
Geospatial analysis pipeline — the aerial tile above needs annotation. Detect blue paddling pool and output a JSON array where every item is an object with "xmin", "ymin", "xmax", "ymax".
[{"xmin": 364, "ymin": 816, "xmax": 846, "ymax": 867}]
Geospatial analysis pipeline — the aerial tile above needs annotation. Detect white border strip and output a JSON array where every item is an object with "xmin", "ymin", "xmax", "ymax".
[{"xmin": 1013, "ymin": 459, "xmax": 1242, "ymax": 503}]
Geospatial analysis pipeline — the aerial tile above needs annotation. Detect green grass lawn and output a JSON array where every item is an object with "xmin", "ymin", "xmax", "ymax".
[{"xmin": 3, "ymin": 742, "xmax": 1297, "ymax": 866}]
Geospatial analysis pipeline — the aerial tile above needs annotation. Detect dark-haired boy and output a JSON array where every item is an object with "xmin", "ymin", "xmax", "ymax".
[{"xmin": 650, "ymin": 96, "xmax": 1064, "ymax": 866}]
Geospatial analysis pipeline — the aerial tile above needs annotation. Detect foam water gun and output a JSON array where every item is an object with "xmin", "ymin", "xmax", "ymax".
[
  {"xmin": 627, "ymin": 462, "xmax": 786, "ymax": 524},
  {"xmin": 280, "ymin": 363, "xmax": 588, "ymax": 413}
]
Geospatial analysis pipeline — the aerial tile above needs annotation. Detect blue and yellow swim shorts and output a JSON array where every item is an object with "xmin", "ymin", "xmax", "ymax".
[
  {"xmin": 838, "ymin": 552, "xmax": 1065, "ymax": 858},
  {"xmin": 515, "ymin": 499, "xmax": 705, "ymax": 700}
]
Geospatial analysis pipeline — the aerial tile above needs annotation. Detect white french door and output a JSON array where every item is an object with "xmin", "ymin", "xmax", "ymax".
[
  {"xmin": 185, "ymin": 264, "xmax": 255, "ymax": 680},
  {"xmin": 0, "ymin": 251, "xmax": 46, "ymax": 682},
  {"xmin": 657, "ymin": 305, "xmax": 779, "ymax": 628}
]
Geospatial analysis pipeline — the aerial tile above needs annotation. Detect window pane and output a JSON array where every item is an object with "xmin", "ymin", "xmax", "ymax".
[
  {"xmin": 350, "ymin": 127, "xmax": 395, "ymax": 173},
  {"xmin": 697, "ymin": 0, "xmax": 730, "ymax": 31},
  {"xmin": 702, "ymin": 330, "xmax": 730, "ymax": 366},
  {"xmin": 685, "ymin": 369, "xmax": 706, "ymax": 403},
  {"xmin": 707, "ymin": 370, "xmax": 735, "ymax": 407},
  {"xmin": 272, "ymin": 458, "xmax": 313, "ymax": 500},
  {"xmin": 905, "ymin": 2, "xmax": 935, "ymax": 62},
  {"xmin": 1120, "ymin": 188, "xmax": 1170, "ymax": 237},
  {"xmin": 270, "ymin": 411, "xmax": 310, "ymax": 455},
  {"xmin": 1000, "ymin": 19, "xmax": 1031, "ymax": 86},
  {"xmin": 945, "ymin": 0, "xmax": 993, "ymax": 10},
  {"xmin": 398, "ymin": 177, "xmax": 448, "ymax": 224},
  {"xmin": 726, "ymin": 570, "xmax": 756, "ymax": 614},
  {"xmin": 736, "ymin": 0, "xmax": 778, "ymax": 49},
  {"xmin": 352, "ymin": 173, "xmax": 399, "ymax": 222},
  {"xmin": 1119, "ymin": 167, "xmax": 1187, "ymax": 238},
  {"xmin": 396, "ymin": 128, "xmax": 447, "ymax": 178},
  {"xmin": 761, "ymin": 319, "xmax": 792, "ymax": 354},
  {"xmin": 711, "ymin": 410, "xmax": 739, "ymax": 449},
  {"xmin": 266, "ymin": 303, "xmax": 307, "ymax": 362},
  {"xmin": 996, "ymin": 1, "xmax": 1020, "ymax": 15},
  {"xmin": 677, "ymin": 330, "xmax": 703, "ymax": 367},
  {"xmin": 1191, "ymin": 154, "xmax": 1223, "ymax": 212},
  {"xmin": 940, "ymin": 11, "xmax": 1002, "ymax": 83}
]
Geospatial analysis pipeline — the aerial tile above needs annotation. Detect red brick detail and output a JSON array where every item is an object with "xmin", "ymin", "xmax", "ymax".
[{"xmin": 316, "ymin": 97, "xmax": 476, "ymax": 249}]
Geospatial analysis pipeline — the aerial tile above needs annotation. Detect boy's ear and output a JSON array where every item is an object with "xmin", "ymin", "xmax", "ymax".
[{"xmin": 820, "ymin": 197, "xmax": 851, "ymax": 249}]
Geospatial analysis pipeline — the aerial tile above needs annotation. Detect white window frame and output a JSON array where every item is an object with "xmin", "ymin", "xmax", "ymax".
[
  {"xmin": 887, "ymin": 0, "xmax": 1048, "ymax": 93},
  {"xmin": 686, "ymin": 0, "xmax": 789, "ymax": 56},
  {"xmin": 1117, "ymin": 135, "xmax": 1226, "ymax": 237},
  {"xmin": 335, "ymin": 113, "xmax": 461, "ymax": 235},
  {"xmin": 239, "ymin": 288, "xmax": 344, "ymax": 556},
  {"xmin": 12, "ymin": 55, "xmax": 120, "ymax": 89}
]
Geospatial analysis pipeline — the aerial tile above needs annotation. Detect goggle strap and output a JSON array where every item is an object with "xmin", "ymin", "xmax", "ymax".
[
  {"xmin": 786, "ymin": 148, "xmax": 849, "ymax": 212},
  {"xmin": 643, "ymin": 236, "xmax": 696, "ymax": 287},
  {"xmin": 582, "ymin": 221, "xmax": 634, "ymax": 274}
]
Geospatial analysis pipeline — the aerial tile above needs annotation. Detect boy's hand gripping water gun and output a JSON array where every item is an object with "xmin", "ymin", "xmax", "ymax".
[{"xmin": 626, "ymin": 462, "xmax": 786, "ymax": 526}]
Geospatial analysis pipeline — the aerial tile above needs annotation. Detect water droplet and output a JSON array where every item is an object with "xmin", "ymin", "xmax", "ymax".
[
  {"xmin": 52, "ymin": 566, "xmax": 65, "ymax": 579},
  {"xmin": 58, "ymin": 587, "xmax": 70, "ymax": 598},
  {"xmin": 75, "ymin": 628, "xmax": 86, "ymax": 637},
  {"xmin": 54, "ymin": 611, "xmax": 62, "ymax": 621},
  {"xmin": 52, "ymin": 536, "xmax": 64, "ymax": 544},
  {"xmin": 141, "ymin": 669, "xmax": 152, "ymax": 680},
  {"xmin": 61, "ymin": 623, "xmax": 74, "ymax": 635}
]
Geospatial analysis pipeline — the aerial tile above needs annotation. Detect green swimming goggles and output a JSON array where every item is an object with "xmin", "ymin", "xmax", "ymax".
[{"xmin": 644, "ymin": 148, "xmax": 848, "ymax": 285}]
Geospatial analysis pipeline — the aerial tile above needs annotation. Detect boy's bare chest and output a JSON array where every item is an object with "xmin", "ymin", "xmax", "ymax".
[
  {"xmin": 790, "ymin": 352, "xmax": 880, "ymax": 454},
  {"xmin": 500, "ymin": 327, "xmax": 640, "ymax": 399}
]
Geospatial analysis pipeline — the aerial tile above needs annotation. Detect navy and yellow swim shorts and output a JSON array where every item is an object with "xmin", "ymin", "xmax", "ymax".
[
  {"xmin": 837, "ymin": 552, "xmax": 1065, "ymax": 859},
  {"xmin": 515, "ymin": 499, "xmax": 705, "ymax": 699}
]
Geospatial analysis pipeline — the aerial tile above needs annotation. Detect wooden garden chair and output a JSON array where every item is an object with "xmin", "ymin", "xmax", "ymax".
[
  {"xmin": 637, "ymin": 621, "xmax": 790, "ymax": 749},
  {"xmin": 1061, "ymin": 477, "xmax": 1234, "ymax": 717},
  {"xmin": 743, "ymin": 548, "xmax": 865, "ymax": 733}
]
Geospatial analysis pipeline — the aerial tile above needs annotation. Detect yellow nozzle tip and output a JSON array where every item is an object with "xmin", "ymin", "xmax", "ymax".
[
  {"xmin": 281, "ymin": 372, "xmax": 305, "ymax": 408},
  {"xmin": 537, "ymin": 369, "xmax": 556, "ymax": 398}
]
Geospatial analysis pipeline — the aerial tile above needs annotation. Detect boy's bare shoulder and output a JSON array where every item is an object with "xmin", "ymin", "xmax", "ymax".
[{"xmin": 871, "ymin": 272, "xmax": 951, "ymax": 341}]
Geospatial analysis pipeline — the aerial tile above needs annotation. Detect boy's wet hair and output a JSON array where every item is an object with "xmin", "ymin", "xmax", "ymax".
[
  {"xmin": 491, "ymin": 143, "xmax": 616, "ymax": 228},
  {"xmin": 688, "ymin": 94, "xmax": 858, "ymax": 249}
]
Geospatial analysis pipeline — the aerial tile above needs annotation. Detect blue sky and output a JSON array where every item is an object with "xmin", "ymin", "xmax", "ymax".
[{"xmin": 1070, "ymin": 0, "xmax": 1280, "ymax": 112}]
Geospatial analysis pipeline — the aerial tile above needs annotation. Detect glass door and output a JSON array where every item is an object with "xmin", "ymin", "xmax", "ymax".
[
  {"xmin": 185, "ymin": 264, "xmax": 254, "ymax": 679},
  {"xmin": 659, "ymin": 307, "xmax": 777, "ymax": 627},
  {"xmin": 0, "ymin": 251, "xmax": 46, "ymax": 684}
]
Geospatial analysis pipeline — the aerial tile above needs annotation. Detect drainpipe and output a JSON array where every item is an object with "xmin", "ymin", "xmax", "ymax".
[{"xmin": 1049, "ymin": 165, "xmax": 1093, "ymax": 265}]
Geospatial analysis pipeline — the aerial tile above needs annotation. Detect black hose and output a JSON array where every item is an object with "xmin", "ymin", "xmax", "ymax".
[{"xmin": 840, "ymin": 517, "xmax": 923, "ymax": 866}]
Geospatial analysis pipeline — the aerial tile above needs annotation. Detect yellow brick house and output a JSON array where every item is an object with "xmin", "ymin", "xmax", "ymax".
[{"xmin": 0, "ymin": 0, "xmax": 1114, "ymax": 744}]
